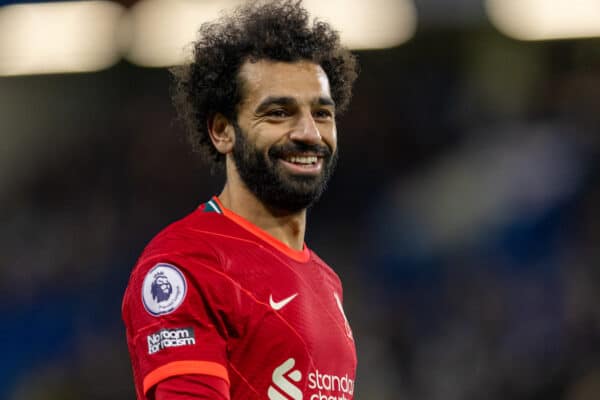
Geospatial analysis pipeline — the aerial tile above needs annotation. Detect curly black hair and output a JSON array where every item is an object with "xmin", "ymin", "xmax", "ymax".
[{"xmin": 171, "ymin": 0, "xmax": 359, "ymax": 169}]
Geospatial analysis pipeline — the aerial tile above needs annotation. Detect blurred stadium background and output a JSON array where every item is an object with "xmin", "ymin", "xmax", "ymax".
[{"xmin": 2, "ymin": 0, "xmax": 600, "ymax": 399}]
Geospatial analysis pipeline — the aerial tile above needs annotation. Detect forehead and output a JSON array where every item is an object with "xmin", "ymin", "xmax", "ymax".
[{"xmin": 238, "ymin": 59, "xmax": 332, "ymax": 106}]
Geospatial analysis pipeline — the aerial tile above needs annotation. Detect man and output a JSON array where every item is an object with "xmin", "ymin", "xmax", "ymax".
[{"xmin": 122, "ymin": 1, "xmax": 359, "ymax": 399}]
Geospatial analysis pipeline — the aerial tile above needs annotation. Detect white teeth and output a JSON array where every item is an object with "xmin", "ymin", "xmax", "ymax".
[{"xmin": 286, "ymin": 156, "xmax": 317, "ymax": 164}]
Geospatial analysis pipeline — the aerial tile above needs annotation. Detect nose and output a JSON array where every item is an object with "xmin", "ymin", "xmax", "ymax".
[{"xmin": 289, "ymin": 111, "xmax": 322, "ymax": 144}]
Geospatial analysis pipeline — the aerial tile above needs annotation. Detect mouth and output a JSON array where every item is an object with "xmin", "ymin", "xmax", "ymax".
[
  {"xmin": 284, "ymin": 155, "xmax": 319, "ymax": 165},
  {"xmin": 277, "ymin": 153, "xmax": 324, "ymax": 174}
]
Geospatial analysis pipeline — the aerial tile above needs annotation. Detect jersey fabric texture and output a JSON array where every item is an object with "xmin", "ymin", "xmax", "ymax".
[
  {"xmin": 122, "ymin": 197, "xmax": 357, "ymax": 400},
  {"xmin": 155, "ymin": 374, "xmax": 229, "ymax": 399}
]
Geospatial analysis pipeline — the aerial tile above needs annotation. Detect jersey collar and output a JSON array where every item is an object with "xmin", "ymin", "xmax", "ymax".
[{"xmin": 205, "ymin": 196, "xmax": 311, "ymax": 263}]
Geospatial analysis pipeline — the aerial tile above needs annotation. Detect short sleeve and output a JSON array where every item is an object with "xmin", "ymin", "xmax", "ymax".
[
  {"xmin": 122, "ymin": 257, "xmax": 233, "ymax": 399},
  {"xmin": 153, "ymin": 374, "xmax": 230, "ymax": 400}
]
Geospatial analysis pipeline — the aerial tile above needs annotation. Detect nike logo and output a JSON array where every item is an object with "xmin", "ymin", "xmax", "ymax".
[{"xmin": 269, "ymin": 293, "xmax": 298, "ymax": 311}]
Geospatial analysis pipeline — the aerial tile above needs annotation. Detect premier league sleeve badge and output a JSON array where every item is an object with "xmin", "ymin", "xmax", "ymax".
[{"xmin": 142, "ymin": 263, "xmax": 187, "ymax": 316}]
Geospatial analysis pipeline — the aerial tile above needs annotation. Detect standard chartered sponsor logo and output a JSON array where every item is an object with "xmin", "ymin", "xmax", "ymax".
[
  {"xmin": 308, "ymin": 370, "xmax": 354, "ymax": 400},
  {"xmin": 268, "ymin": 358, "xmax": 302, "ymax": 400},
  {"xmin": 147, "ymin": 327, "xmax": 195, "ymax": 354},
  {"xmin": 268, "ymin": 358, "xmax": 355, "ymax": 400}
]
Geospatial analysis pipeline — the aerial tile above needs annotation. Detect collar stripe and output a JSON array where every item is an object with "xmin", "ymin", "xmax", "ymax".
[{"xmin": 206, "ymin": 199, "xmax": 222, "ymax": 214}]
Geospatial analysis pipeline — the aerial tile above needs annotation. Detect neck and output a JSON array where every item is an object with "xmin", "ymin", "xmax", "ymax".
[{"xmin": 218, "ymin": 178, "xmax": 307, "ymax": 252}]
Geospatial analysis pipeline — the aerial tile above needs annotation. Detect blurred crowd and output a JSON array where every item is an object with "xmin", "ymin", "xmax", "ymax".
[{"xmin": 1, "ymin": 27, "xmax": 600, "ymax": 400}]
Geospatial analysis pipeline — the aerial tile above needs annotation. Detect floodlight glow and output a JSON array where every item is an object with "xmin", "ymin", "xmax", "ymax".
[
  {"xmin": 122, "ymin": 0, "xmax": 242, "ymax": 67},
  {"xmin": 0, "ymin": 1, "xmax": 125, "ymax": 76},
  {"xmin": 303, "ymin": 0, "xmax": 417, "ymax": 50},
  {"xmin": 486, "ymin": 0, "xmax": 600, "ymax": 41},
  {"xmin": 123, "ymin": 0, "xmax": 417, "ymax": 68}
]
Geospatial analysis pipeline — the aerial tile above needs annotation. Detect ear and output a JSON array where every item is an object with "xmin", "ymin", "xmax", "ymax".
[{"xmin": 207, "ymin": 113, "xmax": 235, "ymax": 154}]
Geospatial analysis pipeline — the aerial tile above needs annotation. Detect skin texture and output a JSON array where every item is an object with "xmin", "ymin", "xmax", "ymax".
[
  {"xmin": 208, "ymin": 59, "xmax": 337, "ymax": 251},
  {"xmin": 170, "ymin": 0, "xmax": 358, "ymax": 169}
]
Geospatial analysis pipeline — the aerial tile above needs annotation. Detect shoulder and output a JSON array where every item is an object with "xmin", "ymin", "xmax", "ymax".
[
  {"xmin": 309, "ymin": 248, "xmax": 344, "ymax": 291},
  {"xmin": 136, "ymin": 205, "xmax": 247, "ymax": 271},
  {"xmin": 145, "ymin": 207, "xmax": 221, "ymax": 253},
  {"xmin": 122, "ymin": 207, "xmax": 238, "ymax": 317}
]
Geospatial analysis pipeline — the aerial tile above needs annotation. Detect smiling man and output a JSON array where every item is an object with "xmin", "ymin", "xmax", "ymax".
[{"xmin": 122, "ymin": 1, "xmax": 359, "ymax": 399}]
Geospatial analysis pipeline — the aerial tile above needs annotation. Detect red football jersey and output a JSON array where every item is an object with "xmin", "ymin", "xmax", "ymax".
[{"xmin": 122, "ymin": 196, "xmax": 357, "ymax": 400}]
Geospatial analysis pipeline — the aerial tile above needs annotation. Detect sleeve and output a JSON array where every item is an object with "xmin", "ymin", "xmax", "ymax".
[
  {"xmin": 123, "ymin": 255, "xmax": 236, "ymax": 400},
  {"xmin": 152, "ymin": 374, "xmax": 229, "ymax": 400}
]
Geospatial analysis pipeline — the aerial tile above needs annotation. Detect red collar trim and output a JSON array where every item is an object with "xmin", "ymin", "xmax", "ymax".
[{"xmin": 212, "ymin": 196, "xmax": 311, "ymax": 263}]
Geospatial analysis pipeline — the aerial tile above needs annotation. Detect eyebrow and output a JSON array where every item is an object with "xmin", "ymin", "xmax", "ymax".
[
  {"xmin": 255, "ymin": 96, "xmax": 296, "ymax": 114},
  {"xmin": 255, "ymin": 96, "xmax": 335, "ymax": 114},
  {"xmin": 315, "ymin": 96, "xmax": 336, "ymax": 107}
]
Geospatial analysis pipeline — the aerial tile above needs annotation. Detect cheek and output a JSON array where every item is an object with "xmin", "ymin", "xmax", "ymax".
[
  {"xmin": 255, "ymin": 127, "xmax": 287, "ymax": 150},
  {"xmin": 324, "ymin": 125, "xmax": 337, "ymax": 150}
]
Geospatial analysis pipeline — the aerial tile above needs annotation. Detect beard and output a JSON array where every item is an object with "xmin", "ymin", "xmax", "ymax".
[{"xmin": 231, "ymin": 123, "xmax": 337, "ymax": 213}]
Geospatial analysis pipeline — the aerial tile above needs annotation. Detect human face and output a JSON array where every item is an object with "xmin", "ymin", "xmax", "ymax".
[{"xmin": 232, "ymin": 60, "xmax": 338, "ymax": 212}]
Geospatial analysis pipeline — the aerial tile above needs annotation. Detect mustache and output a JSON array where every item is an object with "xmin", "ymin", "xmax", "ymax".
[{"xmin": 269, "ymin": 142, "xmax": 332, "ymax": 158}]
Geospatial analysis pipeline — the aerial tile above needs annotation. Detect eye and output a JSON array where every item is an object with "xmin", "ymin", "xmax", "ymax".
[
  {"xmin": 266, "ymin": 109, "xmax": 289, "ymax": 118},
  {"xmin": 313, "ymin": 109, "xmax": 333, "ymax": 120}
]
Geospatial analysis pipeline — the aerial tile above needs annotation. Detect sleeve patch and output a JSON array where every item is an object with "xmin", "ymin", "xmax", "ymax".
[
  {"xmin": 147, "ymin": 327, "xmax": 196, "ymax": 354},
  {"xmin": 142, "ymin": 263, "xmax": 187, "ymax": 316}
]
